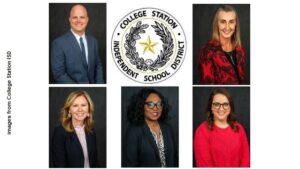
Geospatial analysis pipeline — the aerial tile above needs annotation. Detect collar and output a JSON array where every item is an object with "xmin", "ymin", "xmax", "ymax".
[
  {"xmin": 70, "ymin": 29, "xmax": 86, "ymax": 40},
  {"xmin": 74, "ymin": 124, "xmax": 85, "ymax": 131}
]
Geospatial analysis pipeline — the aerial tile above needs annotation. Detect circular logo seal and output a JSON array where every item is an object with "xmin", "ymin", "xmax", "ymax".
[{"xmin": 112, "ymin": 7, "xmax": 186, "ymax": 83}]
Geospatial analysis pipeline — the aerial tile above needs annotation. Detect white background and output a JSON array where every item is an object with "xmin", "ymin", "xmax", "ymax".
[{"xmin": 1, "ymin": 0, "xmax": 300, "ymax": 168}]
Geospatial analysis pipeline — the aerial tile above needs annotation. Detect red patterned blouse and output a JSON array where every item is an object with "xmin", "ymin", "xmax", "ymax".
[{"xmin": 198, "ymin": 39, "xmax": 245, "ymax": 84}]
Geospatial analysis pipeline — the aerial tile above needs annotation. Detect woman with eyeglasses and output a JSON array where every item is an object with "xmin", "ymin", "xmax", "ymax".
[
  {"xmin": 194, "ymin": 88, "xmax": 250, "ymax": 167},
  {"xmin": 122, "ymin": 88, "xmax": 178, "ymax": 167}
]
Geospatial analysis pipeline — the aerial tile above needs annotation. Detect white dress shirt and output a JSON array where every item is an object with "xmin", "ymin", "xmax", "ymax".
[{"xmin": 71, "ymin": 29, "xmax": 89, "ymax": 64}]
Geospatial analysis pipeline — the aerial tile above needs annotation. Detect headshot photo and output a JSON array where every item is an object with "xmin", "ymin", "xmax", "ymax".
[
  {"xmin": 121, "ymin": 87, "xmax": 179, "ymax": 167},
  {"xmin": 49, "ymin": 87, "xmax": 106, "ymax": 168},
  {"xmin": 49, "ymin": 3, "xmax": 106, "ymax": 84},
  {"xmin": 193, "ymin": 4, "xmax": 250, "ymax": 85},
  {"xmin": 193, "ymin": 87, "xmax": 250, "ymax": 167}
]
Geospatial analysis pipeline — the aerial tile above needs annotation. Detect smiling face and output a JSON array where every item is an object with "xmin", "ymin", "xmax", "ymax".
[
  {"xmin": 69, "ymin": 95, "xmax": 89, "ymax": 125},
  {"xmin": 69, "ymin": 5, "xmax": 89, "ymax": 36},
  {"xmin": 144, "ymin": 93, "xmax": 163, "ymax": 123},
  {"xmin": 217, "ymin": 11, "xmax": 236, "ymax": 40},
  {"xmin": 211, "ymin": 93, "xmax": 231, "ymax": 123}
]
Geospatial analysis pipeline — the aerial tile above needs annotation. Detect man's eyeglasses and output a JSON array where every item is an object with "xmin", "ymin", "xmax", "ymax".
[
  {"xmin": 212, "ymin": 102, "xmax": 230, "ymax": 110},
  {"xmin": 145, "ymin": 102, "xmax": 163, "ymax": 109}
]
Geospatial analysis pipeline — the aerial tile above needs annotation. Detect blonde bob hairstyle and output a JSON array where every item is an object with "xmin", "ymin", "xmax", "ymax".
[
  {"xmin": 212, "ymin": 5, "xmax": 242, "ymax": 48},
  {"xmin": 60, "ymin": 90, "xmax": 94, "ymax": 133}
]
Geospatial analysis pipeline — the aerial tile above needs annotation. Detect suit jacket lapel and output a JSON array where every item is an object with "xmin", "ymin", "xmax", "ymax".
[
  {"xmin": 86, "ymin": 35, "xmax": 93, "ymax": 71},
  {"xmin": 85, "ymin": 131, "xmax": 93, "ymax": 162},
  {"xmin": 143, "ymin": 123, "xmax": 160, "ymax": 159},
  {"xmin": 70, "ymin": 131, "xmax": 84, "ymax": 156}
]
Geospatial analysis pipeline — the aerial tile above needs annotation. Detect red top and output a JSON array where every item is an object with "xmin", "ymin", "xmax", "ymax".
[
  {"xmin": 194, "ymin": 121, "xmax": 250, "ymax": 167},
  {"xmin": 198, "ymin": 39, "xmax": 245, "ymax": 84}
]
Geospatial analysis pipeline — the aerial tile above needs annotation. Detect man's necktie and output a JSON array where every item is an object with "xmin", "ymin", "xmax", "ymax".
[{"xmin": 79, "ymin": 37, "xmax": 87, "ymax": 64}]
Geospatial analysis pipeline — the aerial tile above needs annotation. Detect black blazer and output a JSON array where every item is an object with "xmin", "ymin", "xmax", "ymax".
[
  {"xmin": 122, "ymin": 121, "xmax": 178, "ymax": 167},
  {"xmin": 51, "ymin": 125, "xmax": 98, "ymax": 168}
]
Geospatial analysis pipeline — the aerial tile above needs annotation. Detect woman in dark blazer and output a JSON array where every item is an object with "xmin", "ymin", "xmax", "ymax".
[
  {"xmin": 51, "ymin": 90, "xmax": 98, "ymax": 168},
  {"xmin": 122, "ymin": 88, "xmax": 178, "ymax": 167}
]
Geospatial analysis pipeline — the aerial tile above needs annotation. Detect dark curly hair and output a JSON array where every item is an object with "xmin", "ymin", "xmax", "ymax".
[
  {"xmin": 206, "ymin": 88, "xmax": 239, "ymax": 132},
  {"xmin": 127, "ymin": 88, "xmax": 170, "ymax": 126}
]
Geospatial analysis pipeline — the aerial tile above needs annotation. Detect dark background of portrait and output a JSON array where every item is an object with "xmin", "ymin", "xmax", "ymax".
[
  {"xmin": 193, "ymin": 4, "xmax": 250, "ymax": 84},
  {"xmin": 193, "ymin": 87, "xmax": 250, "ymax": 166},
  {"xmin": 49, "ymin": 3, "xmax": 107, "ymax": 84},
  {"xmin": 49, "ymin": 87, "xmax": 106, "ymax": 167},
  {"xmin": 121, "ymin": 87, "xmax": 179, "ymax": 164}
]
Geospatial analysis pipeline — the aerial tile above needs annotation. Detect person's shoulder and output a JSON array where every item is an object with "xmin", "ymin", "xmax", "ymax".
[
  {"xmin": 203, "ymin": 39, "xmax": 219, "ymax": 48},
  {"xmin": 52, "ymin": 125, "xmax": 69, "ymax": 144},
  {"xmin": 199, "ymin": 121, "xmax": 208, "ymax": 128},
  {"xmin": 127, "ymin": 123, "xmax": 143, "ymax": 132},
  {"xmin": 125, "ymin": 123, "xmax": 144, "ymax": 138},
  {"xmin": 159, "ymin": 121, "xmax": 174, "ymax": 132},
  {"xmin": 86, "ymin": 34, "xmax": 97, "ymax": 42},
  {"xmin": 53, "ymin": 124, "xmax": 67, "ymax": 136},
  {"xmin": 194, "ymin": 121, "xmax": 210, "ymax": 138},
  {"xmin": 52, "ymin": 31, "xmax": 71, "ymax": 44},
  {"xmin": 235, "ymin": 45, "xmax": 245, "ymax": 54},
  {"xmin": 161, "ymin": 121, "xmax": 178, "ymax": 138},
  {"xmin": 234, "ymin": 121, "xmax": 246, "ymax": 131},
  {"xmin": 195, "ymin": 121, "xmax": 209, "ymax": 133},
  {"xmin": 199, "ymin": 39, "xmax": 220, "ymax": 55},
  {"xmin": 234, "ymin": 121, "xmax": 243, "ymax": 127},
  {"xmin": 86, "ymin": 128, "xmax": 97, "ymax": 139}
]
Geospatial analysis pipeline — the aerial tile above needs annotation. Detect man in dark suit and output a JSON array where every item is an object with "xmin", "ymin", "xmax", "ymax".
[{"xmin": 51, "ymin": 4, "xmax": 104, "ymax": 84}]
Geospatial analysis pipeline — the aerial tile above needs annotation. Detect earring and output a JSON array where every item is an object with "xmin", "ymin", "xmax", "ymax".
[
  {"xmin": 87, "ymin": 113, "xmax": 90, "ymax": 117},
  {"xmin": 68, "ymin": 113, "xmax": 71, "ymax": 118}
]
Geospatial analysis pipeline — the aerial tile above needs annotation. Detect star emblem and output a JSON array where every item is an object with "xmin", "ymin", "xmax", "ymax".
[{"xmin": 139, "ymin": 36, "xmax": 158, "ymax": 54}]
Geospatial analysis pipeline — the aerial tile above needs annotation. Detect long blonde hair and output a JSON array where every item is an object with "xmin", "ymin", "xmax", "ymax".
[
  {"xmin": 60, "ymin": 90, "xmax": 94, "ymax": 133},
  {"xmin": 212, "ymin": 5, "xmax": 242, "ymax": 48}
]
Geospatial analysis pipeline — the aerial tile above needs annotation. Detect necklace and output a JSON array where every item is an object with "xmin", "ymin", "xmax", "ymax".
[
  {"xmin": 225, "ymin": 51, "xmax": 236, "ymax": 66},
  {"xmin": 229, "ymin": 52, "xmax": 235, "ymax": 66}
]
